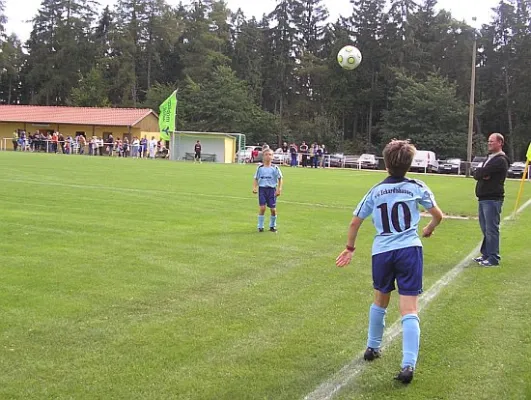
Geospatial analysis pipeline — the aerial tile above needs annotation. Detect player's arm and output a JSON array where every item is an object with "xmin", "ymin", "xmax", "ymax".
[
  {"xmin": 253, "ymin": 167, "xmax": 260, "ymax": 194},
  {"xmin": 275, "ymin": 167, "xmax": 283, "ymax": 196},
  {"xmin": 422, "ymin": 205, "xmax": 443, "ymax": 238},
  {"xmin": 336, "ymin": 216, "xmax": 364, "ymax": 267}
]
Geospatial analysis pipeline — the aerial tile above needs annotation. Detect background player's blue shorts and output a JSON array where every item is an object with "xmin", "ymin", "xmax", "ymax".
[
  {"xmin": 372, "ymin": 246, "xmax": 423, "ymax": 296},
  {"xmin": 259, "ymin": 187, "xmax": 277, "ymax": 208}
]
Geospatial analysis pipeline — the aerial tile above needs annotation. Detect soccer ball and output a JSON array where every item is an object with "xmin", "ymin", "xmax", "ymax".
[{"xmin": 337, "ymin": 45, "xmax": 362, "ymax": 70}]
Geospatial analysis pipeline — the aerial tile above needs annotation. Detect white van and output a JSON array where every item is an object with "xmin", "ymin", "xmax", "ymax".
[{"xmin": 410, "ymin": 150, "xmax": 439, "ymax": 173}]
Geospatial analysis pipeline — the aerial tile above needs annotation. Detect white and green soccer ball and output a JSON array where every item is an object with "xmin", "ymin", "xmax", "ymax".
[{"xmin": 337, "ymin": 45, "xmax": 362, "ymax": 70}]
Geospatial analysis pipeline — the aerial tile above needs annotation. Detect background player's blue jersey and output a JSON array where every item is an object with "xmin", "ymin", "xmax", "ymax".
[
  {"xmin": 254, "ymin": 164, "xmax": 283, "ymax": 188},
  {"xmin": 354, "ymin": 176, "xmax": 437, "ymax": 255}
]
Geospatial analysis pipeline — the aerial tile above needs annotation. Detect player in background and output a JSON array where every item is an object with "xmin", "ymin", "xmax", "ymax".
[
  {"xmin": 253, "ymin": 148, "xmax": 283, "ymax": 232},
  {"xmin": 194, "ymin": 140, "xmax": 202, "ymax": 163},
  {"xmin": 336, "ymin": 140, "xmax": 443, "ymax": 384}
]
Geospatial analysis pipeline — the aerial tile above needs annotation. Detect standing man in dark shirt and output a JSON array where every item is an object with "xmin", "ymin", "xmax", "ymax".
[
  {"xmin": 12, "ymin": 130, "xmax": 18, "ymax": 151},
  {"xmin": 281, "ymin": 142, "xmax": 289, "ymax": 166},
  {"xmin": 194, "ymin": 140, "xmax": 202, "ymax": 163},
  {"xmin": 289, "ymin": 143, "xmax": 298, "ymax": 167},
  {"xmin": 58, "ymin": 132, "xmax": 65, "ymax": 154},
  {"xmin": 107, "ymin": 134, "xmax": 114, "ymax": 156},
  {"xmin": 140, "ymin": 136, "xmax": 147, "ymax": 158},
  {"xmin": 473, "ymin": 133, "xmax": 510, "ymax": 267},
  {"xmin": 300, "ymin": 141, "xmax": 309, "ymax": 167}
]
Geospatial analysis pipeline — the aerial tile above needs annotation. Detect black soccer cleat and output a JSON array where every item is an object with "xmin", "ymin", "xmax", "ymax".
[
  {"xmin": 363, "ymin": 347, "xmax": 381, "ymax": 361},
  {"xmin": 258, "ymin": 228, "xmax": 264, "ymax": 232},
  {"xmin": 394, "ymin": 366, "xmax": 414, "ymax": 384},
  {"xmin": 269, "ymin": 227, "xmax": 277, "ymax": 233}
]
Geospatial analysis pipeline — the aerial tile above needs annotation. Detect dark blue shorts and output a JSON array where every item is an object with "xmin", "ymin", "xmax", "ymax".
[
  {"xmin": 259, "ymin": 187, "xmax": 277, "ymax": 208},
  {"xmin": 372, "ymin": 246, "xmax": 423, "ymax": 296}
]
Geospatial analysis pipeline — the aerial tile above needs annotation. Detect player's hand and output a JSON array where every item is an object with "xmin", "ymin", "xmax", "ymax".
[
  {"xmin": 336, "ymin": 249, "xmax": 354, "ymax": 268},
  {"xmin": 252, "ymin": 188, "xmax": 257, "ymax": 194},
  {"xmin": 275, "ymin": 189, "xmax": 281, "ymax": 197},
  {"xmin": 422, "ymin": 226, "xmax": 434, "ymax": 238}
]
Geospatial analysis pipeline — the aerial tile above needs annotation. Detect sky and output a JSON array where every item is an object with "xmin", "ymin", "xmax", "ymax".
[{"xmin": 5, "ymin": 0, "xmax": 499, "ymax": 43}]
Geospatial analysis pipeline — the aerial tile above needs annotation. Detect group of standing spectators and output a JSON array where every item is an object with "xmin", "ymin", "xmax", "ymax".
[
  {"xmin": 276, "ymin": 141, "xmax": 327, "ymax": 168},
  {"xmin": 11, "ymin": 130, "xmax": 166, "ymax": 159}
]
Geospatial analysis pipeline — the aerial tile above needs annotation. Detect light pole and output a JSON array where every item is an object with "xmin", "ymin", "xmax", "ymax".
[{"xmin": 466, "ymin": 18, "xmax": 478, "ymax": 177}]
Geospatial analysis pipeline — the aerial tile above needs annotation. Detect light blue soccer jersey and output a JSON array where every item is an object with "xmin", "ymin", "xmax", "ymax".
[
  {"xmin": 254, "ymin": 164, "xmax": 283, "ymax": 188},
  {"xmin": 354, "ymin": 176, "xmax": 437, "ymax": 255}
]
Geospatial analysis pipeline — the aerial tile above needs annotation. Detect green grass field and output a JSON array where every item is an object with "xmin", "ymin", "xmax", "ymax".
[{"xmin": 1, "ymin": 152, "xmax": 530, "ymax": 400}]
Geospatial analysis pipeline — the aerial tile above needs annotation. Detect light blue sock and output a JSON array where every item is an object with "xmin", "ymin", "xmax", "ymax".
[
  {"xmin": 257, "ymin": 215, "xmax": 265, "ymax": 229},
  {"xmin": 270, "ymin": 215, "xmax": 277, "ymax": 228},
  {"xmin": 367, "ymin": 304, "xmax": 387, "ymax": 349},
  {"xmin": 401, "ymin": 314, "xmax": 420, "ymax": 369}
]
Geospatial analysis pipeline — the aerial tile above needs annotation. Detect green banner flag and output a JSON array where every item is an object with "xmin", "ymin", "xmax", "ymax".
[
  {"xmin": 159, "ymin": 90, "xmax": 177, "ymax": 141},
  {"xmin": 527, "ymin": 142, "xmax": 531, "ymax": 161}
]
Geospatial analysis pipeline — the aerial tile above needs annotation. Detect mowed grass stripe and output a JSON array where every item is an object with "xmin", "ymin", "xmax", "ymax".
[
  {"xmin": 0, "ymin": 151, "xmax": 527, "ymax": 217},
  {"xmin": 0, "ymin": 152, "xmax": 529, "ymax": 399},
  {"xmin": 334, "ymin": 206, "xmax": 531, "ymax": 400}
]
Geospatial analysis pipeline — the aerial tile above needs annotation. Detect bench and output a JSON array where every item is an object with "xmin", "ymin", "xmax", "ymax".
[
  {"xmin": 156, "ymin": 148, "xmax": 169, "ymax": 158},
  {"xmin": 184, "ymin": 152, "xmax": 216, "ymax": 162}
]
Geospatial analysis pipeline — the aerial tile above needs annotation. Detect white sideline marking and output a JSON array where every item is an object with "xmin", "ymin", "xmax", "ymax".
[
  {"xmin": 0, "ymin": 178, "xmax": 482, "ymax": 219},
  {"xmin": 304, "ymin": 198, "xmax": 531, "ymax": 400}
]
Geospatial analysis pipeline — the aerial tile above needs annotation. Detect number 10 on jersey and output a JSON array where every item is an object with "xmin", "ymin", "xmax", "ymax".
[{"xmin": 377, "ymin": 202, "xmax": 412, "ymax": 234}]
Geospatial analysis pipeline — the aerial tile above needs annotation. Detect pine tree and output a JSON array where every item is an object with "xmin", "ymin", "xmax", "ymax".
[
  {"xmin": 0, "ymin": 0, "xmax": 6, "ymax": 40},
  {"xmin": 350, "ymin": 0, "xmax": 386, "ymax": 146},
  {"xmin": 178, "ymin": 1, "xmax": 231, "ymax": 83},
  {"xmin": 290, "ymin": 0, "xmax": 329, "ymax": 130},
  {"xmin": 265, "ymin": 0, "xmax": 300, "ymax": 145},
  {"xmin": 0, "ymin": 34, "xmax": 24, "ymax": 104},
  {"xmin": 231, "ymin": 13, "xmax": 265, "ymax": 105},
  {"xmin": 24, "ymin": 0, "xmax": 98, "ymax": 105}
]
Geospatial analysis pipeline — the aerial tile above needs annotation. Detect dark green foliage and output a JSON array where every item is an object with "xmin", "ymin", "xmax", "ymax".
[{"xmin": 381, "ymin": 72, "xmax": 468, "ymax": 159}]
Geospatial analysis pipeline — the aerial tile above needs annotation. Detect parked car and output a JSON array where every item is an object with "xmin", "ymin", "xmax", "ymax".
[
  {"xmin": 470, "ymin": 156, "xmax": 487, "ymax": 173},
  {"xmin": 507, "ymin": 161, "xmax": 527, "ymax": 178},
  {"xmin": 327, "ymin": 153, "xmax": 345, "ymax": 167},
  {"xmin": 343, "ymin": 154, "xmax": 361, "ymax": 168},
  {"xmin": 358, "ymin": 153, "xmax": 378, "ymax": 169},
  {"xmin": 410, "ymin": 150, "xmax": 439, "ymax": 173},
  {"xmin": 439, "ymin": 158, "xmax": 463, "ymax": 174},
  {"xmin": 237, "ymin": 146, "xmax": 263, "ymax": 163}
]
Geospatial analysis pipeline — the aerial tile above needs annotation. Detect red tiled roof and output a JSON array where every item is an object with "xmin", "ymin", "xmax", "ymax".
[{"xmin": 0, "ymin": 105, "xmax": 157, "ymax": 127}]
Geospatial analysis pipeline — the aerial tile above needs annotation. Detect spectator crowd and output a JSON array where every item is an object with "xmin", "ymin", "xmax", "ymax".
[{"xmin": 11, "ymin": 130, "xmax": 169, "ymax": 159}]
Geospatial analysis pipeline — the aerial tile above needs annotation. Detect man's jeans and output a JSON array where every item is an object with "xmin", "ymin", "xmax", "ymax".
[{"xmin": 478, "ymin": 200, "xmax": 503, "ymax": 265}]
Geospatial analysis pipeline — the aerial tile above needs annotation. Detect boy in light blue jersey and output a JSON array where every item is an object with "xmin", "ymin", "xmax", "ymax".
[
  {"xmin": 336, "ymin": 140, "xmax": 443, "ymax": 384},
  {"xmin": 253, "ymin": 148, "xmax": 283, "ymax": 232}
]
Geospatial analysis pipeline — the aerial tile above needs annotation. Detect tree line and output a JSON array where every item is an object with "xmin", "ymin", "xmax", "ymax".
[{"xmin": 0, "ymin": 0, "xmax": 529, "ymax": 160}]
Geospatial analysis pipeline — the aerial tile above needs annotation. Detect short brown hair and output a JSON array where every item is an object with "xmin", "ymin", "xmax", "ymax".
[
  {"xmin": 383, "ymin": 140, "xmax": 416, "ymax": 177},
  {"xmin": 490, "ymin": 132, "xmax": 504, "ymax": 145}
]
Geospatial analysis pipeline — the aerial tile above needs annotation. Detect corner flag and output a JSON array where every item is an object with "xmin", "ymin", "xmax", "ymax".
[
  {"xmin": 527, "ymin": 142, "xmax": 531, "ymax": 162},
  {"xmin": 159, "ymin": 90, "xmax": 177, "ymax": 141}
]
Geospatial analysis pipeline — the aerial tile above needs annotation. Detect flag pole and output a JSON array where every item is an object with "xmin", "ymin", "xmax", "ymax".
[
  {"xmin": 173, "ymin": 88, "xmax": 179, "ymax": 136},
  {"xmin": 512, "ymin": 159, "xmax": 529, "ymax": 218}
]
